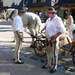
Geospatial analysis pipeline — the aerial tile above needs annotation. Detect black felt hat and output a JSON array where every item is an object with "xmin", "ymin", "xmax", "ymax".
[
  {"xmin": 47, "ymin": 7, "xmax": 56, "ymax": 13},
  {"xmin": 18, "ymin": 7, "xmax": 28, "ymax": 12}
]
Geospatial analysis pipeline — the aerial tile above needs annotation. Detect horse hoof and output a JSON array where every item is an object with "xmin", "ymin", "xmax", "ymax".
[
  {"xmin": 12, "ymin": 40, "xmax": 15, "ymax": 42},
  {"xmin": 30, "ymin": 45, "xmax": 34, "ymax": 48}
]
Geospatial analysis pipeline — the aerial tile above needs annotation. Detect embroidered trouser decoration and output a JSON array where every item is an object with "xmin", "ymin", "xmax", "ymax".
[
  {"xmin": 53, "ymin": 39, "xmax": 57, "ymax": 68},
  {"xmin": 49, "ymin": 40, "xmax": 53, "ymax": 47},
  {"xmin": 46, "ymin": 39, "xmax": 49, "ymax": 46}
]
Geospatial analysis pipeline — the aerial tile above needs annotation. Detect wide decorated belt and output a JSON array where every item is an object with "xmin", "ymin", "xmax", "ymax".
[{"xmin": 46, "ymin": 38, "xmax": 57, "ymax": 47}]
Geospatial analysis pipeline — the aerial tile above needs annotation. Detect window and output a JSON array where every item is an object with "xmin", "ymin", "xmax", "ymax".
[
  {"xmin": 41, "ymin": 0, "xmax": 46, "ymax": 3},
  {"xmin": 32, "ymin": 0, "xmax": 37, "ymax": 3}
]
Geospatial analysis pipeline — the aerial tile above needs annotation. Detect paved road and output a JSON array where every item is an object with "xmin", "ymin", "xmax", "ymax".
[{"xmin": 0, "ymin": 21, "xmax": 75, "ymax": 75}]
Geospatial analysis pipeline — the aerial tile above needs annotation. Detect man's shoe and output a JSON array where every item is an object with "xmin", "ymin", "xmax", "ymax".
[
  {"xmin": 42, "ymin": 65, "xmax": 49, "ymax": 69},
  {"xmin": 42, "ymin": 65, "xmax": 47, "ymax": 69},
  {"xmin": 13, "ymin": 58, "xmax": 22, "ymax": 61},
  {"xmin": 14, "ymin": 61, "xmax": 24, "ymax": 64},
  {"xmin": 12, "ymin": 40, "xmax": 15, "ymax": 42},
  {"xmin": 50, "ymin": 69, "xmax": 57, "ymax": 73}
]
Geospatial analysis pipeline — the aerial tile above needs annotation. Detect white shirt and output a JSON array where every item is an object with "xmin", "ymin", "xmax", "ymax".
[
  {"xmin": 45, "ymin": 15, "xmax": 66, "ymax": 37},
  {"xmin": 13, "ymin": 15, "xmax": 24, "ymax": 32}
]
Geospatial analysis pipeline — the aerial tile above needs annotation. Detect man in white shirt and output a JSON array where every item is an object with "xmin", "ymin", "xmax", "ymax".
[
  {"xmin": 13, "ymin": 8, "xmax": 27, "ymax": 64},
  {"xmin": 41, "ymin": 7, "xmax": 66, "ymax": 73}
]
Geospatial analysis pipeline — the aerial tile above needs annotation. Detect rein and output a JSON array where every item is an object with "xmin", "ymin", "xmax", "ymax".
[{"xmin": 8, "ymin": 10, "xmax": 15, "ymax": 20}]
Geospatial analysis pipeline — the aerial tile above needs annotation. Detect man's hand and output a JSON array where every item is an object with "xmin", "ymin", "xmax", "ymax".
[
  {"xmin": 51, "ymin": 34, "xmax": 58, "ymax": 40},
  {"xmin": 20, "ymin": 37, "xmax": 24, "ymax": 42},
  {"xmin": 41, "ymin": 30, "xmax": 43, "ymax": 33},
  {"xmin": 51, "ymin": 32, "xmax": 62, "ymax": 40},
  {"xmin": 41, "ymin": 26, "xmax": 46, "ymax": 33},
  {"xmin": 16, "ymin": 31, "xmax": 24, "ymax": 42}
]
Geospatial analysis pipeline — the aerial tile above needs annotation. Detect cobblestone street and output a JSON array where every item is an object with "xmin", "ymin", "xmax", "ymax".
[{"xmin": 0, "ymin": 21, "xmax": 75, "ymax": 75}]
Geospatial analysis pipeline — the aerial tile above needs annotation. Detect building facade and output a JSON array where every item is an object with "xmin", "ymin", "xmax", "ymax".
[
  {"xmin": 24, "ymin": 0, "xmax": 59, "ymax": 22},
  {"xmin": 55, "ymin": 0, "xmax": 75, "ymax": 21},
  {"xmin": 0, "ymin": 0, "xmax": 59, "ymax": 20},
  {"xmin": 0, "ymin": 0, "xmax": 23, "ymax": 8},
  {"xmin": 1, "ymin": 0, "xmax": 75, "ymax": 21}
]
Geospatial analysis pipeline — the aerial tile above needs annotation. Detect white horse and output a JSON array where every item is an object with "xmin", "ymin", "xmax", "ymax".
[{"xmin": 6, "ymin": 9, "xmax": 42, "ymax": 47}]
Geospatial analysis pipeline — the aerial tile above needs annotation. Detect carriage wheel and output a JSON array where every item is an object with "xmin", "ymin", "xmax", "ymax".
[
  {"xmin": 34, "ymin": 40, "xmax": 46, "ymax": 57},
  {"xmin": 72, "ymin": 48, "xmax": 75, "ymax": 65}
]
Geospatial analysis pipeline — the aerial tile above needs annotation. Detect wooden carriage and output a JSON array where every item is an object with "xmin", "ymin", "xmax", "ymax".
[{"xmin": 25, "ymin": 28, "xmax": 75, "ymax": 65}]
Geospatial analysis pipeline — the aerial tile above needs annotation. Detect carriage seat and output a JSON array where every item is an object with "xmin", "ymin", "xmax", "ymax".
[
  {"xmin": 60, "ymin": 29, "xmax": 75, "ymax": 50},
  {"xmin": 61, "ymin": 43, "xmax": 72, "ymax": 50},
  {"xmin": 59, "ymin": 33, "xmax": 69, "ymax": 41}
]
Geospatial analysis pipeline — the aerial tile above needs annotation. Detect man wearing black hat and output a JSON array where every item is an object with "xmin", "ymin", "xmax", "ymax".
[
  {"xmin": 41, "ymin": 7, "xmax": 66, "ymax": 73},
  {"xmin": 13, "ymin": 8, "xmax": 27, "ymax": 64}
]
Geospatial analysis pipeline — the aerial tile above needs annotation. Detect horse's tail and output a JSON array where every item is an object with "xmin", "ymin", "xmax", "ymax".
[
  {"xmin": 37, "ymin": 24, "xmax": 40, "ymax": 32},
  {"xmin": 36, "ymin": 16, "xmax": 42, "ymax": 32}
]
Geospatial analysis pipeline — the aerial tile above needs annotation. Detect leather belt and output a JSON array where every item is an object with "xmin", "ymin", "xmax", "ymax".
[
  {"xmin": 19, "ymin": 32, "xmax": 23, "ymax": 33},
  {"xmin": 46, "ymin": 38, "xmax": 57, "ymax": 47}
]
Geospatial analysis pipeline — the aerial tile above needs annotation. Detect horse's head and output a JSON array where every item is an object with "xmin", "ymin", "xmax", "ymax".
[{"xmin": 6, "ymin": 9, "xmax": 18, "ymax": 21}]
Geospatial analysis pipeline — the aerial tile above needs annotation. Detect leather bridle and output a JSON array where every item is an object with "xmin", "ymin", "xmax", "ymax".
[{"xmin": 6, "ymin": 10, "xmax": 15, "ymax": 21}]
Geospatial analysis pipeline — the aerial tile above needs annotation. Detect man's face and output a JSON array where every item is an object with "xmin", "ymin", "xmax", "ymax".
[
  {"xmin": 47, "ymin": 12, "xmax": 53, "ymax": 17},
  {"xmin": 20, "ymin": 12, "xmax": 26, "ymax": 16}
]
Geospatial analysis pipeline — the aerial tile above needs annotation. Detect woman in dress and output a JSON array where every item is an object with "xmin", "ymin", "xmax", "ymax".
[{"xmin": 66, "ymin": 15, "xmax": 74, "ymax": 41}]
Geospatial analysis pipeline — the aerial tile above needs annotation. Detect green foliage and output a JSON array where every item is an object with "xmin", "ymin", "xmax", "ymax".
[{"xmin": 65, "ymin": 19, "xmax": 68, "ymax": 24}]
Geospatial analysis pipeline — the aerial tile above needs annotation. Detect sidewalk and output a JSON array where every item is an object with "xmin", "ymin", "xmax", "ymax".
[
  {"xmin": 0, "ymin": 48, "xmax": 66, "ymax": 75},
  {"xmin": 0, "ymin": 21, "xmax": 75, "ymax": 75}
]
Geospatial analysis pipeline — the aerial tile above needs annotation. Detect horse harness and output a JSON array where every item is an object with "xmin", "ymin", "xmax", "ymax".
[{"xmin": 8, "ymin": 10, "xmax": 15, "ymax": 21}]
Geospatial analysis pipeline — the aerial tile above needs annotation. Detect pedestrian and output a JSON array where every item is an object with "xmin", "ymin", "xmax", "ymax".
[
  {"xmin": 65, "ymin": 11, "xmax": 68, "ymax": 19},
  {"xmin": 41, "ymin": 7, "xmax": 66, "ymax": 73},
  {"xmin": 67, "ymin": 15, "xmax": 74, "ymax": 26},
  {"xmin": 62, "ymin": 19, "xmax": 66, "ymax": 26},
  {"xmin": 66, "ymin": 15, "xmax": 74, "ymax": 41},
  {"xmin": 2, "ymin": 10, "xmax": 6, "ymax": 21},
  {"xmin": 39, "ymin": 12, "xmax": 42, "ymax": 18},
  {"xmin": 13, "ymin": 8, "xmax": 27, "ymax": 64}
]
